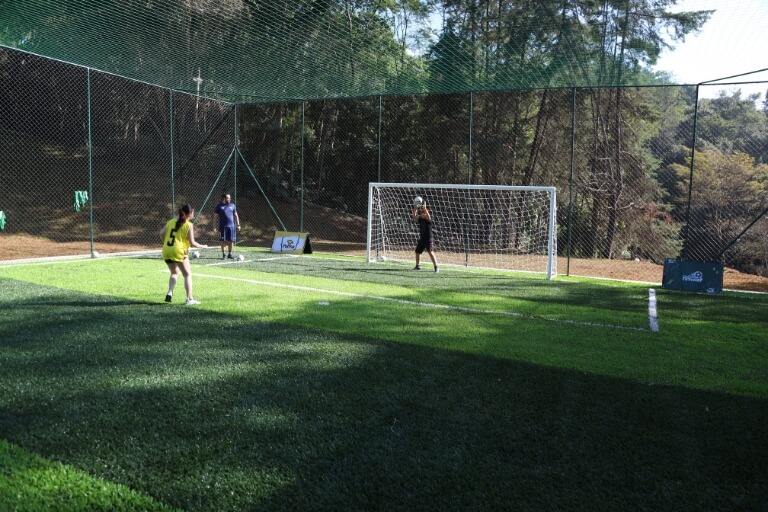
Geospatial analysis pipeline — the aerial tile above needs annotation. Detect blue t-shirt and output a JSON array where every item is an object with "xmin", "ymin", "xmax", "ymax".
[{"xmin": 214, "ymin": 202, "xmax": 237, "ymax": 229}]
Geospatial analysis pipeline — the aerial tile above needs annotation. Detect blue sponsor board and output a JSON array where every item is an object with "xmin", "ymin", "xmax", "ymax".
[{"xmin": 662, "ymin": 259, "xmax": 723, "ymax": 294}]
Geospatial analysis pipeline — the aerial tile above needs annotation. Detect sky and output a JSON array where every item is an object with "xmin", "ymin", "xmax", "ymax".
[{"xmin": 652, "ymin": 0, "xmax": 768, "ymax": 100}]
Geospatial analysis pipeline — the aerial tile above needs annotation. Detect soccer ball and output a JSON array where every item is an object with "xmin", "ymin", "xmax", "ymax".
[
  {"xmin": 192, "ymin": 250, "xmax": 200, "ymax": 259},
  {"xmin": 413, "ymin": 196, "xmax": 423, "ymax": 207},
  {"xmin": 237, "ymin": 254, "xmax": 245, "ymax": 261}
]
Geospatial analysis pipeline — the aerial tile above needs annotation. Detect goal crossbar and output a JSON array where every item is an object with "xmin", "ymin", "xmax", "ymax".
[{"xmin": 367, "ymin": 183, "xmax": 557, "ymax": 279}]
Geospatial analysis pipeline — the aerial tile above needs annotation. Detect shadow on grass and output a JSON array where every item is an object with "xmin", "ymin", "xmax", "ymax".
[{"xmin": 1, "ymin": 278, "xmax": 766, "ymax": 511}]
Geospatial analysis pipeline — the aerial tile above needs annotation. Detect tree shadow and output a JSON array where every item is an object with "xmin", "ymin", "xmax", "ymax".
[{"xmin": 1, "ymin": 279, "xmax": 766, "ymax": 511}]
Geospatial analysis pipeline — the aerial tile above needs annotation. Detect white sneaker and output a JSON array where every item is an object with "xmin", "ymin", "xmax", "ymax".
[{"xmin": 185, "ymin": 299, "xmax": 201, "ymax": 306}]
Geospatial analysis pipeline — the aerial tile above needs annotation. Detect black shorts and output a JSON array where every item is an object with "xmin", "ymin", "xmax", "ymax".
[
  {"xmin": 219, "ymin": 226, "xmax": 236, "ymax": 242},
  {"xmin": 415, "ymin": 238, "xmax": 433, "ymax": 254}
]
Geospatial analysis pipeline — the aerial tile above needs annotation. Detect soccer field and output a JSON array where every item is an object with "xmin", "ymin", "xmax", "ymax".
[{"xmin": 1, "ymin": 251, "xmax": 767, "ymax": 510}]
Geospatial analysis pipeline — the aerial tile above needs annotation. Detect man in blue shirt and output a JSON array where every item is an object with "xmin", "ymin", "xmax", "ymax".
[{"xmin": 213, "ymin": 193, "xmax": 241, "ymax": 259}]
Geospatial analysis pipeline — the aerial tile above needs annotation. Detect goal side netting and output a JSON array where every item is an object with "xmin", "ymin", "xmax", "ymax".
[{"xmin": 367, "ymin": 183, "xmax": 557, "ymax": 278}]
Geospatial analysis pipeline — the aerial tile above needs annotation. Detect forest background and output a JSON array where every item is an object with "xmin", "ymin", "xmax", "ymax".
[{"xmin": 0, "ymin": 0, "xmax": 766, "ymax": 280}]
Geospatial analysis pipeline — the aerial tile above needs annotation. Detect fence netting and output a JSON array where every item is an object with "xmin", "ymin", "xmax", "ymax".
[{"xmin": 1, "ymin": 47, "xmax": 766, "ymax": 291}]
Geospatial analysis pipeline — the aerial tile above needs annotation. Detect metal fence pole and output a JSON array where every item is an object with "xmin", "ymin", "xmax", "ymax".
[
  {"xmin": 464, "ymin": 92, "xmax": 473, "ymax": 265},
  {"xmin": 567, "ymin": 87, "xmax": 576, "ymax": 276},
  {"xmin": 86, "ymin": 68, "xmax": 95, "ymax": 256},
  {"xmin": 300, "ymin": 101, "xmax": 305, "ymax": 232},
  {"xmin": 468, "ymin": 92, "xmax": 473, "ymax": 185},
  {"xmin": 169, "ymin": 90, "xmax": 175, "ymax": 212},
  {"xmin": 377, "ymin": 95, "xmax": 382, "ymax": 183},
  {"xmin": 233, "ymin": 104, "xmax": 238, "ymax": 204},
  {"xmin": 682, "ymin": 84, "xmax": 701, "ymax": 259}
]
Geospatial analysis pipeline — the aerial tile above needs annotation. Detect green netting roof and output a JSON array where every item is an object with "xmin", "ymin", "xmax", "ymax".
[{"xmin": 1, "ymin": 0, "xmax": 765, "ymax": 103}]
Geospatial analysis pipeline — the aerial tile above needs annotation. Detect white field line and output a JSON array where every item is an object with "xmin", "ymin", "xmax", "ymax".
[
  {"xmin": 194, "ymin": 272, "xmax": 651, "ymax": 332},
  {"xmin": 250, "ymin": 256, "xmax": 295, "ymax": 262},
  {"xmin": 648, "ymin": 288, "xmax": 660, "ymax": 333},
  {"xmin": 203, "ymin": 255, "xmax": 292, "ymax": 266},
  {"xmin": 0, "ymin": 250, "xmax": 160, "ymax": 267},
  {"xmin": 206, "ymin": 260, "xmax": 240, "ymax": 267},
  {"xmin": 0, "ymin": 257, "xmax": 101, "ymax": 268}
]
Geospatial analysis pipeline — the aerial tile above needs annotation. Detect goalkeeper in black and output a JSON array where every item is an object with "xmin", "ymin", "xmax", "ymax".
[{"xmin": 413, "ymin": 199, "xmax": 439, "ymax": 273}]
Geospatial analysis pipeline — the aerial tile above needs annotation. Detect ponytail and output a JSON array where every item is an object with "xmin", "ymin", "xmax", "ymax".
[{"xmin": 175, "ymin": 204, "xmax": 192, "ymax": 230}]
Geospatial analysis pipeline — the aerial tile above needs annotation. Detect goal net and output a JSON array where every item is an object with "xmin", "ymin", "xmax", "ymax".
[{"xmin": 367, "ymin": 183, "xmax": 557, "ymax": 278}]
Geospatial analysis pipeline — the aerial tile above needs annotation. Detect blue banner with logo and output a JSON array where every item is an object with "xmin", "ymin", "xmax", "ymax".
[{"xmin": 662, "ymin": 259, "xmax": 723, "ymax": 294}]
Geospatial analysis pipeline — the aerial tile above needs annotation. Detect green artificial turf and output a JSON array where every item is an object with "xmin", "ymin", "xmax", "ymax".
[{"xmin": 0, "ymin": 254, "xmax": 766, "ymax": 510}]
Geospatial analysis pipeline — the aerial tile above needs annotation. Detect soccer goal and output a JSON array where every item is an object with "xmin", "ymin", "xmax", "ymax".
[{"xmin": 367, "ymin": 183, "xmax": 557, "ymax": 279}]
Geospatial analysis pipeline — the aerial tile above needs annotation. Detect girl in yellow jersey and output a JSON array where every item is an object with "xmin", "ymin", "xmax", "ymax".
[{"xmin": 161, "ymin": 204, "xmax": 209, "ymax": 305}]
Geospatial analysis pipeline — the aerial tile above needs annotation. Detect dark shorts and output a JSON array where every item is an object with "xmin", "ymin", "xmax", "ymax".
[
  {"xmin": 415, "ymin": 238, "xmax": 433, "ymax": 254},
  {"xmin": 219, "ymin": 226, "xmax": 236, "ymax": 242}
]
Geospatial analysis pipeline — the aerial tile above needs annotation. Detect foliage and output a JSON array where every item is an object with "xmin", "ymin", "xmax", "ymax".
[
  {"xmin": 669, "ymin": 149, "xmax": 768, "ymax": 269},
  {"xmin": 0, "ymin": 0, "xmax": 714, "ymax": 100}
]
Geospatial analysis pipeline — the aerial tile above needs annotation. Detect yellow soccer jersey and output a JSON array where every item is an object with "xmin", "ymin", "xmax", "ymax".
[{"xmin": 161, "ymin": 218, "xmax": 192, "ymax": 262}]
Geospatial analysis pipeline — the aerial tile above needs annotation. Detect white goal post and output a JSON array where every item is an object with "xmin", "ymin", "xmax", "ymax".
[{"xmin": 366, "ymin": 183, "xmax": 557, "ymax": 279}]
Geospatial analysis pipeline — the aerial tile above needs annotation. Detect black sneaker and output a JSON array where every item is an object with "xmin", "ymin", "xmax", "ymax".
[
  {"xmin": 413, "ymin": 265, "xmax": 420, "ymax": 270},
  {"xmin": 434, "ymin": 267, "xmax": 439, "ymax": 273},
  {"xmin": 221, "ymin": 254, "xmax": 226, "ymax": 260},
  {"xmin": 164, "ymin": 294, "xmax": 172, "ymax": 303},
  {"xmin": 227, "ymin": 254, "xmax": 234, "ymax": 259}
]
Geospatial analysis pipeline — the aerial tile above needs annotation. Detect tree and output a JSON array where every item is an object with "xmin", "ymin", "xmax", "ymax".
[{"xmin": 669, "ymin": 150, "xmax": 767, "ymax": 263}]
